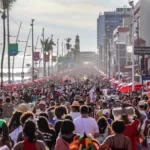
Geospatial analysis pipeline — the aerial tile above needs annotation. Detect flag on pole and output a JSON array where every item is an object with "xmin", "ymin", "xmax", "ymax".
[
  {"xmin": 33, "ymin": 52, "xmax": 40, "ymax": 61},
  {"xmin": 44, "ymin": 54, "xmax": 49, "ymax": 62}
]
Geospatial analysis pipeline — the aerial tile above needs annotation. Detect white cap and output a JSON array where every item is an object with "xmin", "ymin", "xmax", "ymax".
[
  {"xmin": 103, "ymin": 109, "xmax": 110, "ymax": 115},
  {"xmin": 138, "ymin": 100, "xmax": 145, "ymax": 106}
]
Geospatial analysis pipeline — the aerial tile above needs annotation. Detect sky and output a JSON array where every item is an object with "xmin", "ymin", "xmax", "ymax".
[{"xmin": 0, "ymin": 0, "xmax": 139, "ymax": 67}]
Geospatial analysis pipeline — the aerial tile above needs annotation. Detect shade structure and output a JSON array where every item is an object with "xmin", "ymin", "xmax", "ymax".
[
  {"xmin": 144, "ymin": 81, "xmax": 150, "ymax": 86},
  {"xmin": 112, "ymin": 80, "xmax": 120, "ymax": 86},
  {"xmin": 117, "ymin": 83, "xmax": 127, "ymax": 91},
  {"xmin": 103, "ymin": 77, "xmax": 110, "ymax": 81},
  {"xmin": 120, "ymin": 82, "xmax": 143, "ymax": 92}
]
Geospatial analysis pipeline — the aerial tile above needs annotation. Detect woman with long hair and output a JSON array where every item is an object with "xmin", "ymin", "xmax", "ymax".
[
  {"xmin": 13, "ymin": 119, "xmax": 46, "ymax": 150},
  {"xmin": 96, "ymin": 117, "xmax": 111, "ymax": 143},
  {"xmin": 9, "ymin": 111, "xmax": 23, "ymax": 146},
  {"xmin": 37, "ymin": 116, "xmax": 56, "ymax": 150},
  {"xmin": 0, "ymin": 119, "xmax": 11, "ymax": 149}
]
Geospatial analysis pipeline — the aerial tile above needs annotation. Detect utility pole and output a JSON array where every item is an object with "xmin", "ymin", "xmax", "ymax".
[
  {"xmin": 57, "ymin": 39, "xmax": 59, "ymax": 73},
  {"xmin": 105, "ymin": 38, "xmax": 108, "ymax": 74},
  {"xmin": 22, "ymin": 29, "xmax": 31, "ymax": 83},
  {"xmin": 7, "ymin": 9, "xmax": 10, "ymax": 83},
  {"xmin": 42, "ymin": 28, "xmax": 45, "ymax": 77},
  {"xmin": 118, "ymin": 32, "xmax": 120, "ymax": 81},
  {"xmin": 108, "ymin": 38, "xmax": 111, "ymax": 78},
  {"xmin": 35, "ymin": 35, "xmax": 39, "ymax": 69},
  {"xmin": 62, "ymin": 42, "xmax": 64, "ymax": 67},
  {"xmin": 31, "ymin": 19, "xmax": 35, "ymax": 82},
  {"xmin": 12, "ymin": 21, "xmax": 22, "ymax": 82}
]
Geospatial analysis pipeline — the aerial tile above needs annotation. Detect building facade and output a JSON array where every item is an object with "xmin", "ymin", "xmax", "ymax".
[
  {"xmin": 97, "ymin": 8, "xmax": 131, "ymax": 47},
  {"xmin": 134, "ymin": 0, "xmax": 150, "ymax": 73}
]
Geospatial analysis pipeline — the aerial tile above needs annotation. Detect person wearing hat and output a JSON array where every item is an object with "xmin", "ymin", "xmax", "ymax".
[
  {"xmin": 36, "ymin": 101, "xmax": 47, "ymax": 114},
  {"xmin": 138, "ymin": 100, "xmax": 148, "ymax": 120},
  {"xmin": 103, "ymin": 109, "xmax": 113, "ymax": 125},
  {"xmin": 74, "ymin": 95, "xmax": 82, "ymax": 101},
  {"xmin": 69, "ymin": 101, "xmax": 80, "ymax": 120}
]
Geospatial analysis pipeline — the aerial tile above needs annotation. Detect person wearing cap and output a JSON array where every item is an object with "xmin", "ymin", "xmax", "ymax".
[
  {"xmin": 102, "ymin": 109, "xmax": 113, "ymax": 125},
  {"xmin": 69, "ymin": 101, "xmax": 80, "ymax": 120},
  {"xmin": 138, "ymin": 100, "xmax": 148, "ymax": 120},
  {"xmin": 36, "ymin": 101, "xmax": 47, "ymax": 114}
]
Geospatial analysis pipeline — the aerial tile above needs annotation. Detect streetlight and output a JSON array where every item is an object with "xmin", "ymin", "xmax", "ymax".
[
  {"xmin": 31, "ymin": 19, "xmax": 35, "ymax": 82},
  {"xmin": 129, "ymin": 0, "xmax": 135, "ymax": 91},
  {"xmin": 117, "ymin": 32, "xmax": 120, "ymax": 82},
  {"xmin": 12, "ymin": 40, "xmax": 28, "ymax": 82},
  {"xmin": 21, "ymin": 29, "xmax": 31, "ymax": 83}
]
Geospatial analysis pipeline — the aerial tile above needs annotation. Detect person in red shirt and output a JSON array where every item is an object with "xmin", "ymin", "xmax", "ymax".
[{"xmin": 122, "ymin": 103, "xmax": 141, "ymax": 150}]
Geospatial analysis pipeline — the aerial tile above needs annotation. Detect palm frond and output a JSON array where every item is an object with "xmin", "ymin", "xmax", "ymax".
[{"xmin": 0, "ymin": 0, "xmax": 17, "ymax": 9}]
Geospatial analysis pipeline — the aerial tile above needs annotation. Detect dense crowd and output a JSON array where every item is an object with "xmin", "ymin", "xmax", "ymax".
[{"xmin": 0, "ymin": 75, "xmax": 149, "ymax": 150}]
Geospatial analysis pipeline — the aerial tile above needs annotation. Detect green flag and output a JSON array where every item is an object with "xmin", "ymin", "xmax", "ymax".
[{"xmin": 9, "ymin": 43, "xmax": 18, "ymax": 56}]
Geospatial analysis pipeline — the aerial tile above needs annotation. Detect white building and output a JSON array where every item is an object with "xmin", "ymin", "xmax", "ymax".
[
  {"xmin": 134, "ymin": 0, "xmax": 150, "ymax": 46},
  {"xmin": 134, "ymin": 0, "xmax": 150, "ymax": 73},
  {"xmin": 113, "ymin": 27, "xmax": 130, "ymax": 73}
]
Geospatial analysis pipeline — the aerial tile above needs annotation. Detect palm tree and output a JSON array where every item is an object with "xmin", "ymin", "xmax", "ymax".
[
  {"xmin": 49, "ymin": 35, "xmax": 56, "ymax": 76},
  {"xmin": 0, "ymin": 0, "xmax": 17, "ymax": 87},
  {"xmin": 41, "ymin": 38, "xmax": 49, "ymax": 76},
  {"xmin": 65, "ymin": 38, "xmax": 72, "ymax": 50},
  {"xmin": 41, "ymin": 37, "xmax": 56, "ymax": 76}
]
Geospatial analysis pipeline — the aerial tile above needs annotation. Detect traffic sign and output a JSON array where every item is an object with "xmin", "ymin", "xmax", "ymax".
[
  {"xmin": 134, "ymin": 47, "xmax": 150, "ymax": 55},
  {"xmin": 143, "ymin": 75, "xmax": 150, "ymax": 80},
  {"xmin": 9, "ymin": 43, "xmax": 18, "ymax": 56}
]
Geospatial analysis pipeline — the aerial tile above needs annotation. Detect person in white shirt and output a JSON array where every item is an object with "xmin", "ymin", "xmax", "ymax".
[
  {"xmin": 69, "ymin": 101, "xmax": 81, "ymax": 120},
  {"xmin": 74, "ymin": 105, "xmax": 99, "ymax": 137}
]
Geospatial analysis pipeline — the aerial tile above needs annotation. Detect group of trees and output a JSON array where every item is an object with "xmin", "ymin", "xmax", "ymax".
[{"xmin": 40, "ymin": 35, "xmax": 56, "ymax": 76}]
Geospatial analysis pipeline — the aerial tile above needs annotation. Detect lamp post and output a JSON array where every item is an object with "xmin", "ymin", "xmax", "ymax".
[
  {"xmin": 129, "ymin": 0, "xmax": 135, "ymax": 91},
  {"xmin": 57, "ymin": 39, "xmax": 59, "ymax": 73},
  {"xmin": 21, "ymin": 29, "xmax": 31, "ymax": 83},
  {"xmin": 42, "ymin": 28, "xmax": 45, "ymax": 77},
  {"xmin": 117, "ymin": 32, "xmax": 120, "ymax": 81},
  {"xmin": 31, "ymin": 19, "xmax": 35, "ymax": 82},
  {"xmin": 12, "ymin": 21, "xmax": 22, "ymax": 83}
]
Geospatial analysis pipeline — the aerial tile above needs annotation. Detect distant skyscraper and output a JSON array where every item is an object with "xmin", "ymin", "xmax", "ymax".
[{"xmin": 97, "ymin": 7, "xmax": 131, "ymax": 47}]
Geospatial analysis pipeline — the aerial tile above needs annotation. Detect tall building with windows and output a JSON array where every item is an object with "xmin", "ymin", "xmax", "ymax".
[{"xmin": 97, "ymin": 8, "xmax": 131, "ymax": 47}]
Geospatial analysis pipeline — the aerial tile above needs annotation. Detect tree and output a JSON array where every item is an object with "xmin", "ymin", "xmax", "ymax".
[
  {"xmin": 41, "ymin": 37, "xmax": 56, "ymax": 76},
  {"xmin": 0, "ymin": 0, "xmax": 17, "ymax": 87},
  {"xmin": 65, "ymin": 38, "xmax": 72, "ymax": 50}
]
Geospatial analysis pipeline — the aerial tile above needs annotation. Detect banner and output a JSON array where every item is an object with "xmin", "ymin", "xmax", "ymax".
[
  {"xmin": 58, "ymin": 56, "xmax": 63, "ymax": 63},
  {"xmin": 33, "ymin": 52, "xmax": 40, "ymax": 61},
  {"xmin": 52, "ymin": 56, "xmax": 57, "ymax": 62},
  {"xmin": 44, "ymin": 54, "xmax": 49, "ymax": 62},
  {"xmin": 9, "ymin": 43, "xmax": 18, "ymax": 56}
]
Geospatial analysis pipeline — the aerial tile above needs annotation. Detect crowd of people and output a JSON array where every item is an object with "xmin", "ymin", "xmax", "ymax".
[{"xmin": 0, "ymin": 74, "xmax": 149, "ymax": 150}]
